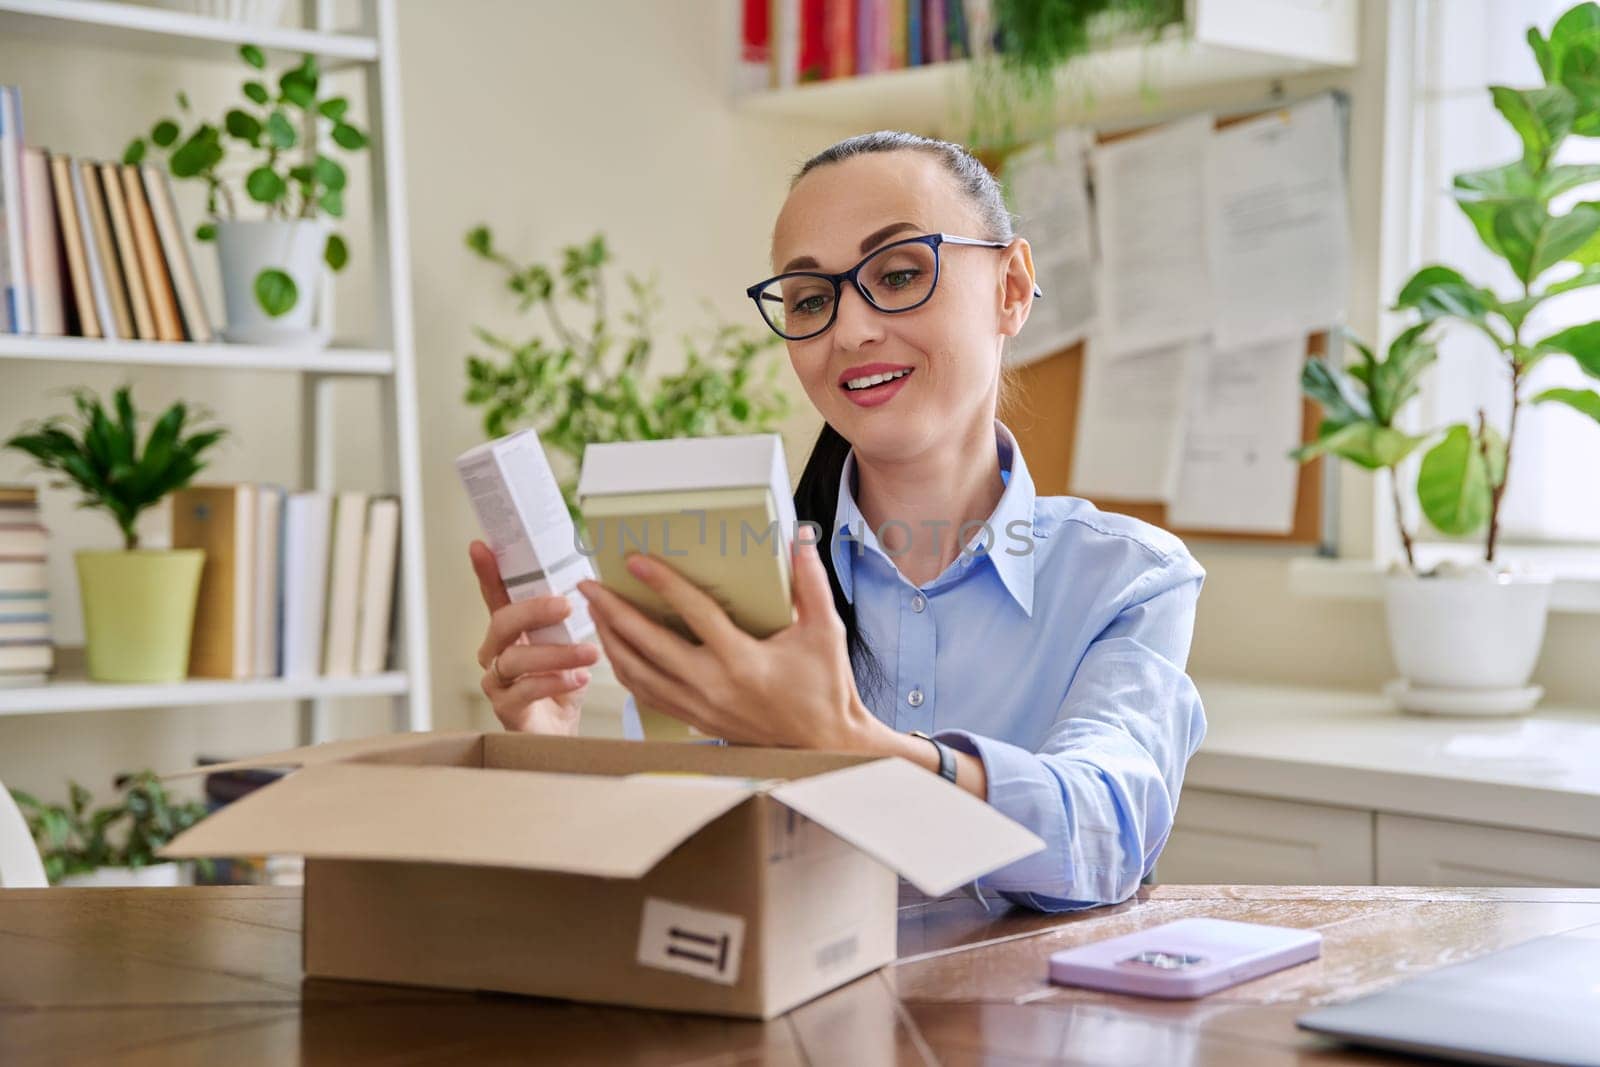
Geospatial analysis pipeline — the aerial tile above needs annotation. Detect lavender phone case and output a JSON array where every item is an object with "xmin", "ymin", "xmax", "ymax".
[{"xmin": 1048, "ymin": 918, "xmax": 1323, "ymax": 1000}]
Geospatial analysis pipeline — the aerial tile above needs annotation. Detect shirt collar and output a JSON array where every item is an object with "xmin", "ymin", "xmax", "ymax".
[{"xmin": 830, "ymin": 418, "xmax": 1037, "ymax": 617}]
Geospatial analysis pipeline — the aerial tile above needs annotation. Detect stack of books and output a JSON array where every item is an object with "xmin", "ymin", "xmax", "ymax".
[
  {"xmin": 170, "ymin": 487, "xmax": 400, "ymax": 681},
  {"xmin": 744, "ymin": 0, "xmax": 980, "ymax": 89},
  {"xmin": 0, "ymin": 84, "xmax": 213, "ymax": 342},
  {"xmin": 0, "ymin": 485, "xmax": 52, "ymax": 686}
]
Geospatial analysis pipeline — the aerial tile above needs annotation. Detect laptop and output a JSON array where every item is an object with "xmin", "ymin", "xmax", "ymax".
[{"xmin": 1297, "ymin": 923, "xmax": 1600, "ymax": 1066}]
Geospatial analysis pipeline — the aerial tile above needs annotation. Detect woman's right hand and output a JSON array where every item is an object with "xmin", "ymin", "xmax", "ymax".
[{"xmin": 470, "ymin": 540, "xmax": 602, "ymax": 734}]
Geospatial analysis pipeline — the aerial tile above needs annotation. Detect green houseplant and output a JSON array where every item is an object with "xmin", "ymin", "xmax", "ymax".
[
  {"xmin": 10, "ymin": 773, "xmax": 211, "ymax": 886},
  {"xmin": 1295, "ymin": 2, "xmax": 1600, "ymax": 713},
  {"xmin": 462, "ymin": 227, "xmax": 792, "ymax": 517},
  {"xmin": 125, "ymin": 45, "xmax": 368, "ymax": 346},
  {"xmin": 5, "ymin": 387, "xmax": 226, "ymax": 682}
]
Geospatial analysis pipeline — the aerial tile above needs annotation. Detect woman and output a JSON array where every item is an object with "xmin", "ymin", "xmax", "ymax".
[{"xmin": 468, "ymin": 130, "xmax": 1206, "ymax": 912}]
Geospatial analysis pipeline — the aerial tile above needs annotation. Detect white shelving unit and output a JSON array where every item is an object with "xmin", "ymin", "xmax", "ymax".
[
  {"xmin": 734, "ymin": 0, "xmax": 1359, "ymax": 134},
  {"xmin": 0, "ymin": 0, "xmax": 432, "ymax": 742}
]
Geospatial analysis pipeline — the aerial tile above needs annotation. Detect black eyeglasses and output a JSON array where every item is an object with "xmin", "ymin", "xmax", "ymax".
[{"xmin": 745, "ymin": 232, "xmax": 1044, "ymax": 341}]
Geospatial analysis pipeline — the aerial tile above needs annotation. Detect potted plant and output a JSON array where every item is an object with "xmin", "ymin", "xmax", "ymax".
[
  {"xmin": 462, "ymin": 228, "xmax": 791, "ymax": 738},
  {"xmin": 4, "ymin": 386, "xmax": 226, "ymax": 683},
  {"xmin": 1295, "ymin": 2, "xmax": 1600, "ymax": 715},
  {"xmin": 9, "ymin": 773, "xmax": 212, "ymax": 887},
  {"xmin": 462, "ymin": 228, "xmax": 792, "ymax": 516},
  {"xmin": 967, "ymin": 0, "xmax": 1185, "ymax": 150},
  {"xmin": 124, "ymin": 44, "xmax": 368, "ymax": 347}
]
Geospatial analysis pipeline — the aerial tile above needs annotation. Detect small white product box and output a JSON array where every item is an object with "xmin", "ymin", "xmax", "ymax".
[{"xmin": 456, "ymin": 430, "xmax": 596, "ymax": 644}]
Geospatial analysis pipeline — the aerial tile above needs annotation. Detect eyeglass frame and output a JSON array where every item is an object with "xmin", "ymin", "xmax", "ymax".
[{"xmin": 744, "ymin": 231, "xmax": 1045, "ymax": 341}]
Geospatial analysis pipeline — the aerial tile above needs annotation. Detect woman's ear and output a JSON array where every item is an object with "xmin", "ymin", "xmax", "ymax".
[{"xmin": 996, "ymin": 237, "xmax": 1036, "ymax": 339}]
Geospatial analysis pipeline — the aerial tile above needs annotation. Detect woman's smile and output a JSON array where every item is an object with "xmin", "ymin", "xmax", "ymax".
[{"xmin": 838, "ymin": 362, "xmax": 915, "ymax": 407}]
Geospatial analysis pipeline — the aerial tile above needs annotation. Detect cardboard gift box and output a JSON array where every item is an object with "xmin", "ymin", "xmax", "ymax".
[{"xmin": 161, "ymin": 730, "xmax": 1044, "ymax": 1019}]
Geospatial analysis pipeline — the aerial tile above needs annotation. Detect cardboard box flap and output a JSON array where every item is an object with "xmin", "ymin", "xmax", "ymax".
[
  {"xmin": 161, "ymin": 761, "xmax": 756, "ymax": 879},
  {"xmin": 767, "ymin": 758, "xmax": 1046, "ymax": 897},
  {"xmin": 160, "ymin": 731, "xmax": 485, "ymax": 780}
]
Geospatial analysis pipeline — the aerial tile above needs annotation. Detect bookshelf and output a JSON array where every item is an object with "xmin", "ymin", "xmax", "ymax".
[
  {"xmin": 0, "ymin": 0, "xmax": 432, "ymax": 743},
  {"xmin": 733, "ymin": 0, "xmax": 1359, "ymax": 135}
]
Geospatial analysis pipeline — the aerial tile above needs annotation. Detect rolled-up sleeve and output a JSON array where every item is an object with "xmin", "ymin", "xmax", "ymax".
[{"xmin": 936, "ymin": 558, "xmax": 1207, "ymax": 913}]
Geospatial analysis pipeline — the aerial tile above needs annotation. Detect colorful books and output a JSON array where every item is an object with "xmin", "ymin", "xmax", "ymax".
[
  {"xmin": 751, "ymin": 0, "xmax": 972, "ymax": 84},
  {"xmin": 0, "ymin": 485, "xmax": 52, "ymax": 686},
  {"xmin": 0, "ymin": 86, "xmax": 212, "ymax": 342}
]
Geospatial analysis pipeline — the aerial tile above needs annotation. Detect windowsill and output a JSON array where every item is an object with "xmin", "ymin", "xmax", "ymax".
[{"xmin": 1289, "ymin": 547, "xmax": 1600, "ymax": 615}]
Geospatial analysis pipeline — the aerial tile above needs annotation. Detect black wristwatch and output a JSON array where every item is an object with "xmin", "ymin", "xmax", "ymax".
[{"xmin": 909, "ymin": 731, "xmax": 957, "ymax": 785}]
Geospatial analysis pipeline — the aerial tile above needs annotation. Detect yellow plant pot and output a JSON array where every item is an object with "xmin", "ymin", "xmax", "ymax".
[{"xmin": 75, "ymin": 549, "xmax": 205, "ymax": 683}]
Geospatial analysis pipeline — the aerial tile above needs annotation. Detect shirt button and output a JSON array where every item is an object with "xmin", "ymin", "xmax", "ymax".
[
  {"xmin": 910, "ymin": 594, "xmax": 926, "ymax": 613},
  {"xmin": 907, "ymin": 688, "xmax": 925, "ymax": 708}
]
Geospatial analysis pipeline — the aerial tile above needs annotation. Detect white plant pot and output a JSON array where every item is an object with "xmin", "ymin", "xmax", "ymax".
[
  {"xmin": 1383, "ymin": 571, "xmax": 1552, "ymax": 715},
  {"xmin": 57, "ymin": 861, "xmax": 187, "ymax": 887},
  {"xmin": 214, "ymin": 219, "xmax": 330, "ymax": 348}
]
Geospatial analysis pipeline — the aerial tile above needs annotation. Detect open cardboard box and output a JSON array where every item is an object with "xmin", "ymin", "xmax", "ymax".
[{"xmin": 161, "ymin": 730, "xmax": 1044, "ymax": 1019}]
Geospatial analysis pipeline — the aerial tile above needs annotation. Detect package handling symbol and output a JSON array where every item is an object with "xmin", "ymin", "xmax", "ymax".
[
  {"xmin": 666, "ymin": 926, "xmax": 731, "ymax": 974},
  {"xmin": 637, "ymin": 898, "xmax": 746, "ymax": 986}
]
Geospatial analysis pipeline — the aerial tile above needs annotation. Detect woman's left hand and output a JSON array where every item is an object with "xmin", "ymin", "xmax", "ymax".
[{"xmin": 577, "ymin": 538, "xmax": 880, "ymax": 749}]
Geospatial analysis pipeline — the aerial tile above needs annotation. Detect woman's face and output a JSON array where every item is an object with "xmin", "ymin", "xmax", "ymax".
[{"xmin": 769, "ymin": 151, "xmax": 1030, "ymax": 464}]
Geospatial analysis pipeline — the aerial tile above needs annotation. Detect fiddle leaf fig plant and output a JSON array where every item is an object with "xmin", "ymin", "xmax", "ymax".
[
  {"xmin": 1296, "ymin": 1, "xmax": 1600, "ymax": 568},
  {"xmin": 124, "ymin": 44, "xmax": 365, "ymax": 317},
  {"xmin": 4, "ymin": 386, "xmax": 226, "ymax": 550},
  {"xmin": 462, "ymin": 228, "xmax": 791, "ymax": 515}
]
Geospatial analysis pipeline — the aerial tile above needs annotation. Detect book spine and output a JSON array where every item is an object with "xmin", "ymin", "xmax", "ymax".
[
  {"xmin": 0, "ymin": 87, "xmax": 32, "ymax": 334},
  {"xmin": 907, "ymin": 0, "xmax": 922, "ymax": 66},
  {"xmin": 69, "ymin": 159, "xmax": 118, "ymax": 339},
  {"xmin": 142, "ymin": 165, "xmax": 212, "ymax": 343},
  {"xmin": 926, "ymin": 0, "xmax": 947, "ymax": 63},
  {"xmin": 79, "ymin": 161, "xmax": 134, "ymax": 340},
  {"xmin": 20, "ymin": 148, "xmax": 63, "ymax": 336},
  {"xmin": 49, "ymin": 153, "xmax": 97, "ymax": 338},
  {"xmin": 947, "ymin": 0, "xmax": 968, "ymax": 59},
  {"xmin": 121, "ymin": 164, "xmax": 182, "ymax": 342},
  {"xmin": 99, "ymin": 161, "xmax": 154, "ymax": 340},
  {"xmin": 888, "ymin": 0, "xmax": 907, "ymax": 68},
  {"xmin": 825, "ymin": 0, "xmax": 856, "ymax": 79},
  {"xmin": 799, "ymin": 0, "xmax": 828, "ymax": 82}
]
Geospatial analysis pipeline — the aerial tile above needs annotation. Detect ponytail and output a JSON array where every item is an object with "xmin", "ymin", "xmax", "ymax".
[{"xmin": 793, "ymin": 421, "xmax": 886, "ymax": 702}]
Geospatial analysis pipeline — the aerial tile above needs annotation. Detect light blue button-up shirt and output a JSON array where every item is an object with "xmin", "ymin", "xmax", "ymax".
[{"xmin": 621, "ymin": 419, "xmax": 1206, "ymax": 913}]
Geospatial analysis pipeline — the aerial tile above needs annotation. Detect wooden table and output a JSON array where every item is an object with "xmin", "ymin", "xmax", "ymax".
[{"xmin": 3, "ymin": 884, "xmax": 1597, "ymax": 1065}]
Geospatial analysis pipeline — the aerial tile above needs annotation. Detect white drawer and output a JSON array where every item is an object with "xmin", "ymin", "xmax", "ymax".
[
  {"xmin": 1376, "ymin": 814, "xmax": 1600, "ymax": 887},
  {"xmin": 1157, "ymin": 788, "xmax": 1374, "ymax": 885}
]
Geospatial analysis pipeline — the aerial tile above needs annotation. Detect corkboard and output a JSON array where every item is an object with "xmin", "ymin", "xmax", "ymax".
[{"xmin": 985, "ymin": 110, "xmax": 1331, "ymax": 545}]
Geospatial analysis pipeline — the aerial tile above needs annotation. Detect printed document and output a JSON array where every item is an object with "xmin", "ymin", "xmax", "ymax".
[
  {"xmin": 1090, "ymin": 114, "xmax": 1214, "ymax": 356},
  {"xmin": 1070, "ymin": 339, "xmax": 1191, "ymax": 502},
  {"xmin": 1004, "ymin": 126, "xmax": 1096, "ymax": 366}
]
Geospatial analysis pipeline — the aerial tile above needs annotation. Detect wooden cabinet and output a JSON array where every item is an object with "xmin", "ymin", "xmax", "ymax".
[
  {"xmin": 1157, "ymin": 788, "xmax": 1374, "ymax": 885},
  {"xmin": 1376, "ymin": 815, "xmax": 1600, "ymax": 888}
]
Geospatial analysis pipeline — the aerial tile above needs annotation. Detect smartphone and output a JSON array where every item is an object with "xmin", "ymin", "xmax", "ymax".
[{"xmin": 1047, "ymin": 918, "xmax": 1322, "ymax": 999}]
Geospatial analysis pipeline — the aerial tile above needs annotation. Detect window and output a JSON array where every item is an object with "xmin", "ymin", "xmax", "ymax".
[{"xmin": 1411, "ymin": 0, "xmax": 1600, "ymax": 547}]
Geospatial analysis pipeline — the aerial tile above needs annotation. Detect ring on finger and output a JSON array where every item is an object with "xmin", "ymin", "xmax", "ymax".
[{"xmin": 490, "ymin": 652, "xmax": 513, "ymax": 689}]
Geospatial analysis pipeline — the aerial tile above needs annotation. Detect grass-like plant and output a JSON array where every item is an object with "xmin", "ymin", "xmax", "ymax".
[
  {"xmin": 4, "ymin": 386, "xmax": 227, "ymax": 550},
  {"xmin": 462, "ymin": 227, "xmax": 791, "ymax": 515},
  {"xmin": 9, "ymin": 773, "xmax": 211, "ymax": 884}
]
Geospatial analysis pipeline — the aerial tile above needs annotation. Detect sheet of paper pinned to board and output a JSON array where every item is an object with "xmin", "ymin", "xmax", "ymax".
[
  {"xmin": 1003, "ymin": 126, "xmax": 1096, "ymax": 367},
  {"xmin": 1069, "ymin": 338, "xmax": 1192, "ymax": 503},
  {"xmin": 1207, "ymin": 93, "xmax": 1350, "ymax": 350},
  {"xmin": 1089, "ymin": 113, "xmax": 1214, "ymax": 358},
  {"xmin": 1168, "ymin": 336, "xmax": 1306, "ymax": 534}
]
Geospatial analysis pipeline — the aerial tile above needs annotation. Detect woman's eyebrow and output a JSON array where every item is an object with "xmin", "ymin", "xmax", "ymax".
[{"xmin": 779, "ymin": 221, "xmax": 922, "ymax": 273}]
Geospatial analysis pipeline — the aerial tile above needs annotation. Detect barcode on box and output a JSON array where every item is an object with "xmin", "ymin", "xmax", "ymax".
[{"xmin": 815, "ymin": 933, "xmax": 859, "ymax": 971}]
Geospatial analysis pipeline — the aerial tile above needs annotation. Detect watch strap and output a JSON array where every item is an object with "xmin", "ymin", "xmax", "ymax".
[{"xmin": 909, "ymin": 730, "xmax": 957, "ymax": 785}]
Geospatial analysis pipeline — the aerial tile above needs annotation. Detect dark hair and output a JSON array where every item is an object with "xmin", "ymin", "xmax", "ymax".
[{"xmin": 788, "ymin": 131, "xmax": 1018, "ymax": 703}]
